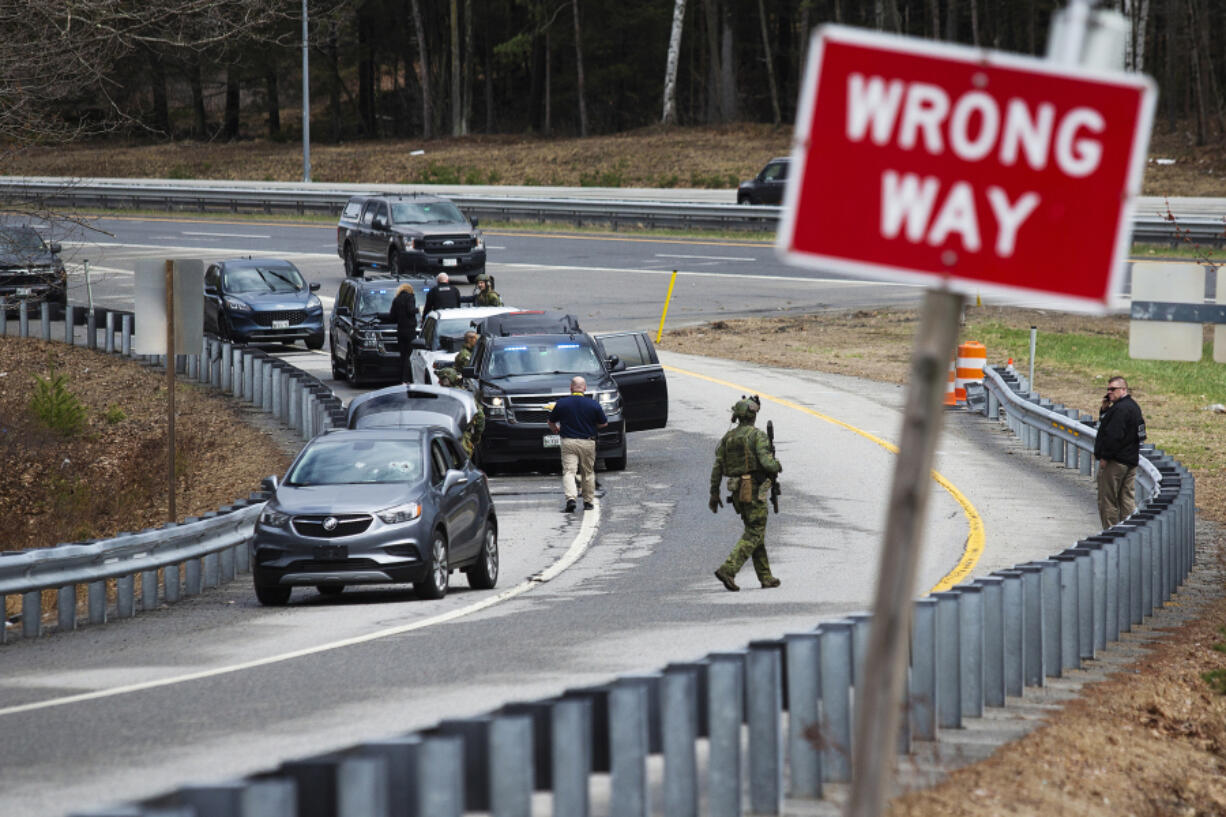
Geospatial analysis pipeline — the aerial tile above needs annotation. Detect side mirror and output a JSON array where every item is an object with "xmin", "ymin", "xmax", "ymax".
[
  {"xmin": 204, "ymin": 286, "xmax": 218, "ymax": 297},
  {"xmin": 309, "ymin": 282, "xmax": 321, "ymax": 292},
  {"xmin": 410, "ymin": 337, "xmax": 427, "ymax": 350},
  {"xmin": 373, "ymin": 215, "xmax": 388, "ymax": 230},
  {"xmin": 461, "ymin": 365, "xmax": 476, "ymax": 379},
  {"xmin": 260, "ymin": 475, "xmax": 279, "ymax": 494},
  {"xmin": 471, "ymin": 218, "xmax": 479, "ymax": 228},
  {"xmin": 49, "ymin": 242, "xmax": 62, "ymax": 254},
  {"xmin": 442, "ymin": 468, "xmax": 470, "ymax": 492}
]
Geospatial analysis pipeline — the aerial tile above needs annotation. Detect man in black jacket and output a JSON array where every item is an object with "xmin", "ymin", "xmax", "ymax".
[
  {"xmin": 423, "ymin": 272, "xmax": 462, "ymax": 314},
  {"xmin": 1093, "ymin": 376, "xmax": 1146, "ymax": 528}
]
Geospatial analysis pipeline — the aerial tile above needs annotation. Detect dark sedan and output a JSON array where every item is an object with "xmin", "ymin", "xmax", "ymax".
[
  {"xmin": 204, "ymin": 257, "xmax": 325, "ymax": 349},
  {"xmin": 251, "ymin": 428, "xmax": 498, "ymax": 605}
]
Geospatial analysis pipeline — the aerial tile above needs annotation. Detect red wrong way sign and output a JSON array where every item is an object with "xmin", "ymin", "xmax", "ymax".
[{"xmin": 777, "ymin": 26, "xmax": 1156, "ymax": 311}]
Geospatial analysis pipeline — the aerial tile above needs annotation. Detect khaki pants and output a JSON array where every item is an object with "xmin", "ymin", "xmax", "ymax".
[
  {"xmin": 1097, "ymin": 459, "xmax": 1137, "ymax": 528},
  {"xmin": 561, "ymin": 437, "xmax": 597, "ymax": 503}
]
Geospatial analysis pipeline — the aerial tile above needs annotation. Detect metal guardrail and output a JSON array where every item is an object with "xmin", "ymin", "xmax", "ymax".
[
  {"xmin": 0, "ymin": 300, "xmax": 343, "ymax": 643},
  {"xmin": 76, "ymin": 365, "xmax": 1197, "ymax": 817},
  {"xmin": 2, "ymin": 177, "xmax": 1220, "ymax": 240}
]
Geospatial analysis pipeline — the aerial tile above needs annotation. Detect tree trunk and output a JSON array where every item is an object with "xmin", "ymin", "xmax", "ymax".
[
  {"xmin": 265, "ymin": 66, "xmax": 281, "ymax": 138},
  {"xmin": 573, "ymin": 0, "xmax": 589, "ymax": 136},
  {"xmin": 702, "ymin": 0, "xmax": 721, "ymax": 123},
  {"xmin": 945, "ymin": 0, "xmax": 958, "ymax": 41},
  {"xmin": 328, "ymin": 20, "xmax": 342, "ymax": 142},
  {"xmin": 662, "ymin": 0, "xmax": 686, "ymax": 125},
  {"xmin": 188, "ymin": 57, "xmax": 208, "ymax": 139},
  {"xmin": 969, "ymin": 0, "xmax": 980, "ymax": 46},
  {"xmin": 720, "ymin": 4, "xmax": 736, "ymax": 121},
  {"xmin": 357, "ymin": 9, "xmax": 375, "ymax": 137},
  {"xmin": 410, "ymin": 0, "xmax": 432, "ymax": 139},
  {"xmin": 463, "ymin": 0, "xmax": 473, "ymax": 135},
  {"xmin": 756, "ymin": 0, "xmax": 781, "ymax": 123},
  {"xmin": 543, "ymin": 28, "xmax": 552, "ymax": 136},
  {"xmin": 928, "ymin": 0, "xmax": 940, "ymax": 39},
  {"xmin": 450, "ymin": 0, "xmax": 461, "ymax": 137},
  {"xmin": 146, "ymin": 48, "xmax": 170, "ymax": 136}
]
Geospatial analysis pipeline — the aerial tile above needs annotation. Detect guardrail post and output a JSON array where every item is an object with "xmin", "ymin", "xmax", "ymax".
[
  {"xmin": 220, "ymin": 342, "xmax": 232, "ymax": 392},
  {"xmin": 909, "ymin": 598, "xmax": 938, "ymax": 741},
  {"xmin": 122, "ymin": 314, "xmax": 132, "ymax": 357},
  {"xmin": 22, "ymin": 590, "xmax": 42, "ymax": 638},
  {"xmin": 494, "ymin": 699, "xmax": 552, "ymax": 796},
  {"xmin": 1016, "ymin": 564, "xmax": 1045, "ymax": 686},
  {"xmin": 251, "ymin": 357, "xmax": 263, "ymax": 408},
  {"xmin": 489, "ymin": 714, "xmax": 533, "ymax": 817},
  {"xmin": 1113, "ymin": 528, "xmax": 1133, "ymax": 634},
  {"xmin": 434, "ymin": 716, "xmax": 494, "ymax": 812},
  {"xmin": 287, "ymin": 376, "xmax": 301, "ymax": 430},
  {"xmin": 551, "ymin": 698, "xmax": 592, "ymax": 817},
  {"xmin": 609, "ymin": 677, "xmax": 650, "ymax": 817},
  {"xmin": 271, "ymin": 366, "xmax": 283, "ymax": 419},
  {"xmin": 203, "ymin": 551, "xmax": 220, "ymax": 589},
  {"xmin": 932, "ymin": 592, "xmax": 961, "ymax": 728},
  {"xmin": 817, "ymin": 620, "xmax": 853, "ymax": 780},
  {"xmin": 301, "ymin": 387, "xmax": 314, "ymax": 439},
  {"xmin": 231, "ymin": 348, "xmax": 243, "ymax": 397},
  {"xmin": 1034, "ymin": 560, "xmax": 1062, "ymax": 678},
  {"xmin": 1067, "ymin": 548, "xmax": 1096, "ymax": 660},
  {"xmin": 164, "ymin": 563, "xmax": 182, "ymax": 603},
  {"xmin": 706, "ymin": 652, "xmax": 745, "ymax": 817},
  {"xmin": 19, "ymin": 300, "xmax": 29, "ymax": 337},
  {"xmin": 747, "ymin": 640, "xmax": 783, "ymax": 815},
  {"xmin": 86, "ymin": 308, "xmax": 97, "ymax": 349},
  {"xmin": 1053, "ymin": 555, "xmax": 1080, "ymax": 671},
  {"xmin": 187, "ymin": 350, "xmax": 199, "ymax": 380},
  {"xmin": 58, "ymin": 585, "xmax": 76, "ymax": 633},
  {"xmin": 199, "ymin": 338, "xmax": 211, "ymax": 383},
  {"xmin": 1049, "ymin": 403, "xmax": 1065, "ymax": 462},
  {"xmin": 955, "ymin": 585, "xmax": 984, "ymax": 718},
  {"xmin": 991, "ymin": 570, "xmax": 1024, "ymax": 697},
  {"xmin": 42, "ymin": 302, "xmax": 52, "ymax": 340},
  {"xmin": 417, "ymin": 735, "xmax": 465, "ymax": 817},
  {"xmin": 116, "ymin": 574, "xmax": 135, "ymax": 618},
  {"xmin": 185, "ymin": 557, "xmax": 203, "ymax": 596},
  {"xmin": 88, "ymin": 580, "xmax": 107, "ymax": 625},
  {"xmin": 242, "ymin": 351, "xmax": 255, "ymax": 401},
  {"xmin": 784, "ymin": 632, "xmax": 822, "ymax": 798},
  {"xmin": 64, "ymin": 304, "xmax": 75, "ymax": 344},
  {"xmin": 104, "ymin": 311, "xmax": 115, "ymax": 353},
  {"xmin": 354, "ymin": 738, "xmax": 419, "ymax": 817},
  {"xmin": 1130, "ymin": 520, "xmax": 1154, "ymax": 617},
  {"xmin": 974, "ymin": 576, "xmax": 1005, "ymax": 707},
  {"xmin": 280, "ymin": 753, "xmax": 389, "ymax": 817},
  {"xmin": 661, "ymin": 665, "xmax": 700, "ymax": 817},
  {"xmin": 142, "ymin": 568, "xmax": 158, "ymax": 611},
  {"xmin": 220, "ymin": 543, "xmax": 236, "ymax": 583}
]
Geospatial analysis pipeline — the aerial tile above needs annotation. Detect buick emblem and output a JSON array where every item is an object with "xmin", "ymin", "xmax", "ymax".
[{"xmin": 322, "ymin": 516, "xmax": 338, "ymax": 531}]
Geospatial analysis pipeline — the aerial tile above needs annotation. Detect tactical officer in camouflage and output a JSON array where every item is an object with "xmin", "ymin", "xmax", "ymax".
[
  {"xmin": 436, "ymin": 366, "xmax": 485, "ymax": 457},
  {"xmin": 709, "ymin": 396, "xmax": 782, "ymax": 591},
  {"xmin": 472, "ymin": 274, "xmax": 502, "ymax": 307},
  {"xmin": 453, "ymin": 330, "xmax": 478, "ymax": 370}
]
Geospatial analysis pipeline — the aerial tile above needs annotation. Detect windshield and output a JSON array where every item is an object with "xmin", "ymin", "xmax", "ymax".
[
  {"xmin": 0, "ymin": 228, "xmax": 47, "ymax": 254},
  {"xmin": 224, "ymin": 265, "xmax": 305, "ymax": 294},
  {"xmin": 357, "ymin": 287, "xmax": 396, "ymax": 317},
  {"xmin": 286, "ymin": 438, "xmax": 423, "ymax": 485},
  {"xmin": 488, "ymin": 341, "xmax": 604, "ymax": 377},
  {"xmin": 390, "ymin": 201, "xmax": 466, "ymax": 225}
]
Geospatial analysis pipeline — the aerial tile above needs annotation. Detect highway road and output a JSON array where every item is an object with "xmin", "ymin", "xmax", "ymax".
[{"xmin": 0, "ymin": 215, "xmax": 1103, "ymax": 815}]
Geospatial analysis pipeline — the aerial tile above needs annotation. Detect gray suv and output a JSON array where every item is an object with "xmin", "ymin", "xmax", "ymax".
[{"xmin": 336, "ymin": 193, "xmax": 486, "ymax": 282}]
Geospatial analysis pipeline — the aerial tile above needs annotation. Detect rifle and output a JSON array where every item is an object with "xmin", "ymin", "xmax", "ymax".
[{"xmin": 766, "ymin": 419, "xmax": 781, "ymax": 514}]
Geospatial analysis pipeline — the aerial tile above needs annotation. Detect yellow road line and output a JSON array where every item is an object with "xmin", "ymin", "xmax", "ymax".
[{"xmin": 663, "ymin": 363, "xmax": 985, "ymax": 593}]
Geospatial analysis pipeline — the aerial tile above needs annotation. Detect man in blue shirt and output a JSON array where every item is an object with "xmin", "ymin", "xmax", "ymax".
[{"xmin": 548, "ymin": 376, "xmax": 609, "ymax": 513}]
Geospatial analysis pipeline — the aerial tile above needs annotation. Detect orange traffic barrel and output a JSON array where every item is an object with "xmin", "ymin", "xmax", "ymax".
[
  {"xmin": 944, "ymin": 357, "xmax": 958, "ymax": 407},
  {"xmin": 955, "ymin": 341, "xmax": 987, "ymax": 404}
]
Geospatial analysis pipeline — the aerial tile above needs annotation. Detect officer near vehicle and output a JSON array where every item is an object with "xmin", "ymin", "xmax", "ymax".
[
  {"xmin": 548, "ymin": 376, "xmax": 608, "ymax": 513},
  {"xmin": 423, "ymin": 272, "xmax": 462, "ymax": 313},
  {"xmin": 454, "ymin": 330, "xmax": 479, "ymax": 370},
  {"xmin": 709, "ymin": 396, "xmax": 782, "ymax": 591},
  {"xmin": 436, "ymin": 366, "xmax": 484, "ymax": 457},
  {"xmin": 471, "ymin": 274, "xmax": 502, "ymax": 307},
  {"xmin": 389, "ymin": 282, "xmax": 418, "ymax": 384}
]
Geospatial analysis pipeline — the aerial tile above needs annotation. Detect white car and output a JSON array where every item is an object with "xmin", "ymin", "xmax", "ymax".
[{"xmin": 410, "ymin": 305, "xmax": 517, "ymax": 384}]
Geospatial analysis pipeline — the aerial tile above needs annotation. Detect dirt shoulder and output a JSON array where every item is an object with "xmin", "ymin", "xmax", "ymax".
[{"xmin": 663, "ymin": 306, "xmax": 1226, "ymax": 816}]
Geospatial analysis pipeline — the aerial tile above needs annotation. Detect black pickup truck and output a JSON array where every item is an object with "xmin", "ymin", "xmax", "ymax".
[
  {"xmin": 460, "ymin": 311, "xmax": 668, "ymax": 471},
  {"xmin": 336, "ymin": 193, "xmax": 486, "ymax": 282}
]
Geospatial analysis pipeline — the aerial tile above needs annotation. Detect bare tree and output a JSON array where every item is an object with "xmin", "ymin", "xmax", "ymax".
[
  {"xmin": 450, "ymin": 0, "xmax": 462, "ymax": 136},
  {"xmin": 756, "ymin": 0, "xmax": 780, "ymax": 124},
  {"xmin": 662, "ymin": 0, "xmax": 686, "ymax": 125},
  {"xmin": 573, "ymin": 0, "xmax": 588, "ymax": 136},
  {"xmin": 410, "ymin": 0, "xmax": 433, "ymax": 139}
]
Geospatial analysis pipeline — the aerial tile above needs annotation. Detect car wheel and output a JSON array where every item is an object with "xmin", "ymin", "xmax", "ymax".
[
  {"xmin": 346, "ymin": 347, "xmax": 363, "ymax": 385},
  {"xmin": 467, "ymin": 521, "xmax": 499, "ymax": 590},
  {"xmin": 316, "ymin": 584, "xmax": 344, "ymax": 597},
  {"xmin": 254, "ymin": 581, "xmax": 291, "ymax": 606},
  {"xmin": 416, "ymin": 531, "xmax": 449, "ymax": 600},
  {"xmin": 344, "ymin": 244, "xmax": 362, "ymax": 278},
  {"xmin": 305, "ymin": 333, "xmax": 325, "ymax": 351},
  {"xmin": 738, "ymin": 193, "xmax": 751, "ymax": 205},
  {"xmin": 331, "ymin": 345, "xmax": 345, "ymax": 379}
]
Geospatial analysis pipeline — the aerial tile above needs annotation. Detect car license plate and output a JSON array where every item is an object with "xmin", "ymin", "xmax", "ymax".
[
  {"xmin": 272, "ymin": 319, "xmax": 290, "ymax": 329},
  {"xmin": 543, "ymin": 434, "xmax": 560, "ymax": 448},
  {"xmin": 442, "ymin": 258, "xmax": 457, "ymax": 267},
  {"xmin": 315, "ymin": 544, "xmax": 348, "ymax": 561},
  {"xmin": 16, "ymin": 287, "xmax": 32, "ymax": 296}
]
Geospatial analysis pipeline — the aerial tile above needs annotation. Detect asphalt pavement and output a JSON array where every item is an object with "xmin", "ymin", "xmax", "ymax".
[{"xmin": 0, "ymin": 349, "xmax": 1103, "ymax": 816}]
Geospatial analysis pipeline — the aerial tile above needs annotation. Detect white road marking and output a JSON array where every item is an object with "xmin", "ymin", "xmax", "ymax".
[
  {"xmin": 0, "ymin": 501, "xmax": 601, "ymax": 718},
  {"xmin": 181, "ymin": 232, "xmax": 273, "ymax": 239},
  {"xmin": 655, "ymin": 253, "xmax": 757, "ymax": 261},
  {"xmin": 498, "ymin": 262, "xmax": 921, "ymax": 287}
]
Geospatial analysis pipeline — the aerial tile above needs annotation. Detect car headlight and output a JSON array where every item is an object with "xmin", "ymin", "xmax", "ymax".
[
  {"xmin": 483, "ymin": 394, "xmax": 505, "ymax": 417},
  {"xmin": 307, "ymin": 295, "xmax": 322, "ymax": 311},
  {"xmin": 355, "ymin": 330, "xmax": 379, "ymax": 348},
  {"xmin": 377, "ymin": 502, "xmax": 421, "ymax": 524},
  {"xmin": 475, "ymin": 235, "xmax": 485, "ymax": 250},
  {"xmin": 260, "ymin": 508, "xmax": 290, "ymax": 528},
  {"xmin": 224, "ymin": 296, "xmax": 252, "ymax": 312},
  {"xmin": 595, "ymin": 390, "xmax": 621, "ymax": 412}
]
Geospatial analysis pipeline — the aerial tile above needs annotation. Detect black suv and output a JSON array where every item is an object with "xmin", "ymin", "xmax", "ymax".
[
  {"xmin": 329, "ymin": 273, "xmax": 433, "ymax": 384},
  {"xmin": 737, "ymin": 157, "xmax": 790, "ymax": 205},
  {"xmin": 460, "ymin": 311, "xmax": 668, "ymax": 471},
  {"xmin": 336, "ymin": 193, "xmax": 486, "ymax": 282},
  {"xmin": 0, "ymin": 225, "xmax": 67, "ymax": 309}
]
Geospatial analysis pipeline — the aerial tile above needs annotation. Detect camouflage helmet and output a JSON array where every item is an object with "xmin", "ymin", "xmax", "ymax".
[
  {"xmin": 476, "ymin": 273, "xmax": 492, "ymax": 284},
  {"xmin": 436, "ymin": 366, "xmax": 462, "ymax": 387},
  {"xmin": 730, "ymin": 396, "xmax": 760, "ymax": 422}
]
